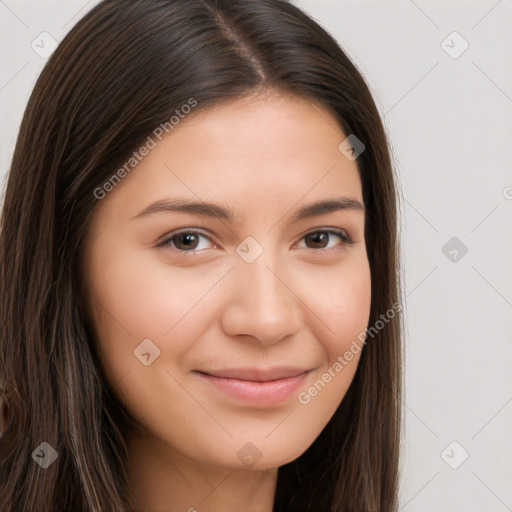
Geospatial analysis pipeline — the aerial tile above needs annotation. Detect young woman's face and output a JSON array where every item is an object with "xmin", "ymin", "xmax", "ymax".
[{"xmin": 83, "ymin": 90, "xmax": 371, "ymax": 470}]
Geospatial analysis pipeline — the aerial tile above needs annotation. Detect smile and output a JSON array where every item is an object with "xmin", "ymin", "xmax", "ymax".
[{"xmin": 193, "ymin": 368, "xmax": 311, "ymax": 407}]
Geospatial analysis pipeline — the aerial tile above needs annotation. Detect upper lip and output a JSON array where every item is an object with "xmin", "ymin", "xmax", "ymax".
[{"xmin": 196, "ymin": 366, "xmax": 311, "ymax": 382}]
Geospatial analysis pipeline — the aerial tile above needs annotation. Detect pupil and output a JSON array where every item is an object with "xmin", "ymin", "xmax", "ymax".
[
  {"xmin": 177, "ymin": 233, "xmax": 198, "ymax": 250},
  {"xmin": 308, "ymin": 232, "xmax": 327, "ymax": 248}
]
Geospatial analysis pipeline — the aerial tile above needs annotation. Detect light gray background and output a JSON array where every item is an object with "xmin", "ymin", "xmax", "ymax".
[{"xmin": 1, "ymin": 1, "xmax": 511, "ymax": 510}]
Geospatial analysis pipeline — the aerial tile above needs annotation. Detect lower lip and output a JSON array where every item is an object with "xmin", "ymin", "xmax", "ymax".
[{"xmin": 195, "ymin": 371, "xmax": 309, "ymax": 407}]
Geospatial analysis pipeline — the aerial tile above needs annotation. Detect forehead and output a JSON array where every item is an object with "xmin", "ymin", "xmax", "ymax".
[{"xmin": 93, "ymin": 91, "xmax": 363, "ymax": 223}]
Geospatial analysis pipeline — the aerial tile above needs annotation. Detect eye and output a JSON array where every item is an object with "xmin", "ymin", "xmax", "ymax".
[
  {"xmin": 158, "ymin": 229, "xmax": 214, "ymax": 254},
  {"xmin": 157, "ymin": 227, "xmax": 353, "ymax": 256},
  {"xmin": 296, "ymin": 228, "xmax": 353, "ymax": 252}
]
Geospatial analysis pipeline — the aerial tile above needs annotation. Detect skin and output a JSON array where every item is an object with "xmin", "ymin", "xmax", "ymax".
[{"xmin": 82, "ymin": 89, "xmax": 372, "ymax": 512}]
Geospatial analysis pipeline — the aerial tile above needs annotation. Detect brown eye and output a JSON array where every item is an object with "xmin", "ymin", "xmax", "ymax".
[
  {"xmin": 300, "ymin": 229, "xmax": 351, "ymax": 251},
  {"xmin": 305, "ymin": 232, "xmax": 330, "ymax": 249},
  {"xmin": 159, "ymin": 230, "xmax": 214, "ymax": 253},
  {"xmin": 172, "ymin": 232, "xmax": 200, "ymax": 250}
]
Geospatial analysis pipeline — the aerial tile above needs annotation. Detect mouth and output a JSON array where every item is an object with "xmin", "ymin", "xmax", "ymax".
[{"xmin": 193, "ymin": 367, "xmax": 312, "ymax": 407}]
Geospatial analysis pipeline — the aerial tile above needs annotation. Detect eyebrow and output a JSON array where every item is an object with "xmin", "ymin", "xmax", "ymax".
[{"xmin": 130, "ymin": 196, "xmax": 365, "ymax": 222}]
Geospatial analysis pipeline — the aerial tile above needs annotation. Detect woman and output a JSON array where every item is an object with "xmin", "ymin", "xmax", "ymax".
[{"xmin": 0, "ymin": 0, "xmax": 403, "ymax": 510}]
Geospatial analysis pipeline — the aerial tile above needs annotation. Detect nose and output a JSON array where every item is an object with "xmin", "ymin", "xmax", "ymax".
[{"xmin": 220, "ymin": 248, "xmax": 303, "ymax": 346}]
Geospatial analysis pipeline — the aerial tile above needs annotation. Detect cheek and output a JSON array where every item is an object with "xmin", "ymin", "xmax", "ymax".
[
  {"xmin": 291, "ymin": 259, "xmax": 371, "ymax": 436},
  {"xmin": 85, "ymin": 247, "xmax": 226, "ymax": 386},
  {"xmin": 303, "ymin": 256, "xmax": 372, "ymax": 357}
]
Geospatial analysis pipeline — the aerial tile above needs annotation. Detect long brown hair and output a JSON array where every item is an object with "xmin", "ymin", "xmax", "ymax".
[{"xmin": 0, "ymin": 0, "xmax": 403, "ymax": 510}]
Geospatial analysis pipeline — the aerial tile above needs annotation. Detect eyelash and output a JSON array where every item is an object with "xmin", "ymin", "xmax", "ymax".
[{"xmin": 157, "ymin": 228, "xmax": 354, "ymax": 256}]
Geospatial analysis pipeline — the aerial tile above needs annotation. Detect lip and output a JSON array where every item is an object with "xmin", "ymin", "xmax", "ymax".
[
  {"xmin": 194, "ymin": 367, "xmax": 311, "ymax": 407},
  {"xmin": 198, "ymin": 366, "xmax": 310, "ymax": 381}
]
